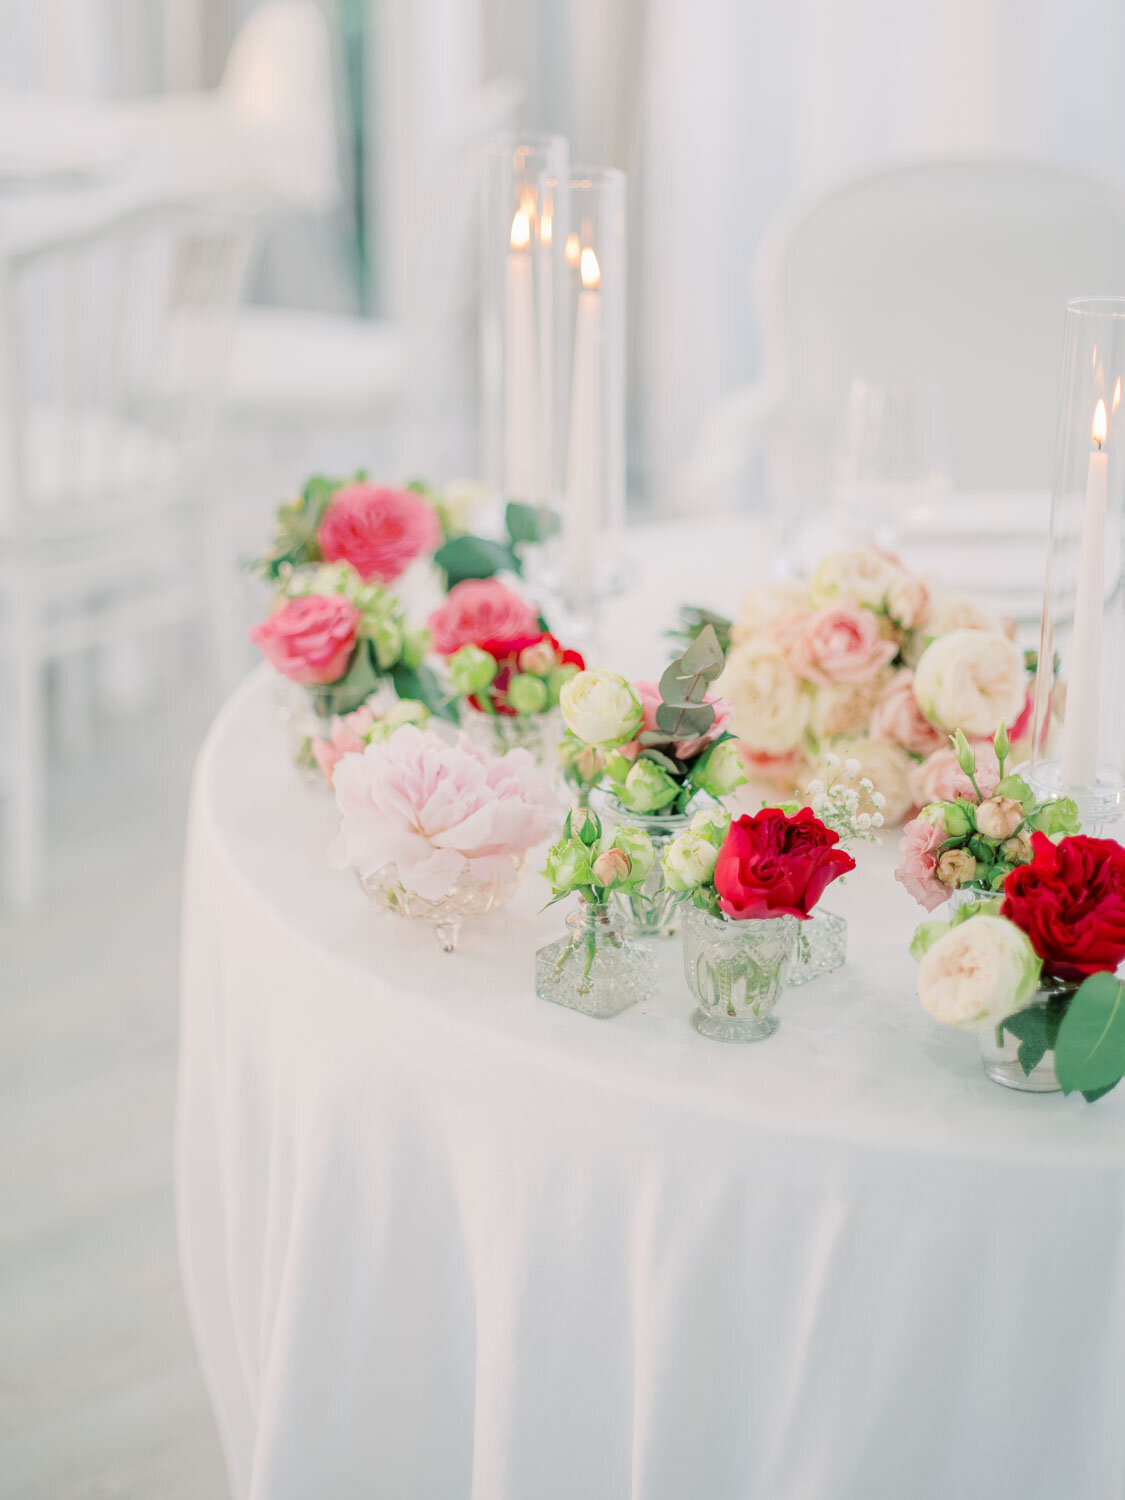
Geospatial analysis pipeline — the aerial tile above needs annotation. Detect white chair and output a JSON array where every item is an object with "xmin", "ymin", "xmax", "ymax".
[
  {"xmin": 0, "ymin": 201, "xmax": 251, "ymax": 911},
  {"xmin": 686, "ymin": 159, "xmax": 1125, "ymax": 519}
]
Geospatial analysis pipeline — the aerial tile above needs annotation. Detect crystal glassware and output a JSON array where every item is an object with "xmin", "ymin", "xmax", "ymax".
[
  {"xmin": 681, "ymin": 903, "xmax": 797, "ymax": 1042},
  {"xmin": 460, "ymin": 708, "xmax": 563, "ymax": 772},
  {"xmin": 588, "ymin": 787, "xmax": 720, "ymax": 939},
  {"xmin": 359, "ymin": 858, "xmax": 525, "ymax": 953},
  {"xmin": 282, "ymin": 679, "xmax": 370, "ymax": 787},
  {"xmin": 976, "ymin": 983, "xmax": 1071, "ymax": 1093},
  {"xmin": 1027, "ymin": 297, "xmax": 1125, "ymax": 828},
  {"xmin": 787, "ymin": 907, "xmax": 847, "ymax": 986},
  {"xmin": 535, "ymin": 897, "xmax": 656, "ymax": 1019}
]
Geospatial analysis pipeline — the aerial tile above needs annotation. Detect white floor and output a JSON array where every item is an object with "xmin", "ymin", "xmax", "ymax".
[{"xmin": 0, "ymin": 664, "xmax": 231, "ymax": 1500}]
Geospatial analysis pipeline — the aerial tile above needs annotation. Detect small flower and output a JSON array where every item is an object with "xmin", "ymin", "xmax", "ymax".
[
  {"xmin": 507, "ymin": 672, "xmax": 549, "ymax": 715},
  {"xmin": 591, "ymin": 847, "xmax": 632, "ymax": 887},
  {"xmin": 1000, "ymin": 829, "xmax": 1034, "ymax": 865},
  {"xmin": 693, "ymin": 739, "xmax": 747, "ymax": 797},
  {"xmin": 448, "ymin": 644, "xmax": 498, "ymax": 695},
  {"xmin": 916, "ymin": 915, "xmax": 1041, "ymax": 1030},
  {"xmin": 617, "ymin": 758, "xmax": 680, "ymax": 814},
  {"xmin": 544, "ymin": 837, "xmax": 594, "ymax": 893},
  {"xmin": 975, "ymin": 796, "xmax": 1024, "ymax": 841},
  {"xmin": 518, "ymin": 639, "xmax": 559, "ymax": 676},
  {"xmin": 844, "ymin": 757, "xmax": 861, "ymax": 778},
  {"xmin": 690, "ymin": 806, "xmax": 732, "ymax": 847},
  {"xmin": 936, "ymin": 848, "xmax": 977, "ymax": 888},
  {"xmin": 662, "ymin": 830, "xmax": 720, "ymax": 891},
  {"xmin": 609, "ymin": 826, "xmax": 656, "ymax": 881},
  {"xmin": 559, "ymin": 669, "xmax": 643, "ymax": 748}
]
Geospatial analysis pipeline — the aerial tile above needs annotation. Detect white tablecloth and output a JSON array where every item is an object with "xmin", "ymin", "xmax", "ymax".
[{"xmin": 178, "ymin": 522, "xmax": 1125, "ymax": 1500}]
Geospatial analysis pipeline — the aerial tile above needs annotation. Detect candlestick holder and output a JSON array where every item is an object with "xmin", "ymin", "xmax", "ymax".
[
  {"xmin": 480, "ymin": 131, "xmax": 568, "ymax": 515},
  {"xmin": 537, "ymin": 165, "xmax": 627, "ymax": 622},
  {"xmin": 1026, "ymin": 297, "xmax": 1125, "ymax": 827}
]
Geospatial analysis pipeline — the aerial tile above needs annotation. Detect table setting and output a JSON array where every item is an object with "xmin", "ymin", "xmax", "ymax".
[{"xmin": 178, "ymin": 130, "xmax": 1125, "ymax": 1500}]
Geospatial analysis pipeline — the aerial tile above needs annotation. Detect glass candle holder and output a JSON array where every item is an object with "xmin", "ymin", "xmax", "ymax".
[
  {"xmin": 480, "ymin": 131, "xmax": 569, "ymax": 512},
  {"xmin": 1027, "ymin": 298, "xmax": 1125, "ymax": 827},
  {"xmin": 539, "ymin": 165, "xmax": 627, "ymax": 616}
]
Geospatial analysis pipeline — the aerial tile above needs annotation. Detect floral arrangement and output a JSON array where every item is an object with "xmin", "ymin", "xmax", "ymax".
[
  {"xmin": 542, "ymin": 805, "xmax": 656, "ymax": 909},
  {"xmin": 911, "ymin": 833, "xmax": 1125, "ymax": 1100},
  {"xmin": 310, "ymin": 698, "xmax": 429, "ymax": 788},
  {"xmin": 255, "ymin": 474, "xmax": 443, "ymax": 584},
  {"xmin": 428, "ymin": 578, "xmax": 584, "ymax": 720},
  {"xmin": 330, "ymin": 725, "xmax": 554, "ymax": 900},
  {"xmin": 661, "ymin": 805, "xmax": 856, "ymax": 920},
  {"xmin": 680, "ymin": 546, "xmax": 1038, "ymax": 825},
  {"xmin": 557, "ymin": 629, "xmax": 747, "ymax": 814},
  {"xmin": 896, "ymin": 725, "xmax": 1080, "ymax": 911}
]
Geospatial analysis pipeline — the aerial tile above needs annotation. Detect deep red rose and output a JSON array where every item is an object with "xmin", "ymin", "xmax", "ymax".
[
  {"xmin": 713, "ymin": 807, "xmax": 856, "ymax": 921},
  {"xmin": 471, "ymin": 633, "xmax": 585, "ymax": 716},
  {"xmin": 1001, "ymin": 832, "xmax": 1125, "ymax": 982}
]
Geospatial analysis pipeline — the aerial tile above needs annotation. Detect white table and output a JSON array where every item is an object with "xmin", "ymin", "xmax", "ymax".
[{"xmin": 178, "ymin": 522, "xmax": 1125, "ymax": 1500}]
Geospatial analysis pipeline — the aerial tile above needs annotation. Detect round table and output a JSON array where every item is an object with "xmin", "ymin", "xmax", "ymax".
[{"xmin": 178, "ymin": 523, "xmax": 1125, "ymax": 1500}]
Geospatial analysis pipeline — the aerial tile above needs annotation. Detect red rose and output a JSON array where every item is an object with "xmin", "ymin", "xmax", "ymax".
[
  {"xmin": 1001, "ymin": 832, "xmax": 1125, "ymax": 982},
  {"xmin": 249, "ymin": 594, "xmax": 360, "ymax": 685},
  {"xmin": 713, "ymin": 807, "xmax": 856, "ymax": 921},
  {"xmin": 317, "ymin": 484, "xmax": 442, "ymax": 583}
]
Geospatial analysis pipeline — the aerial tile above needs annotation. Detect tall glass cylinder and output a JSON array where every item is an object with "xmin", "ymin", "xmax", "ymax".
[
  {"xmin": 1028, "ymin": 298, "xmax": 1125, "ymax": 826},
  {"xmin": 541, "ymin": 165, "xmax": 627, "ymax": 613},
  {"xmin": 479, "ymin": 132, "xmax": 569, "ymax": 509}
]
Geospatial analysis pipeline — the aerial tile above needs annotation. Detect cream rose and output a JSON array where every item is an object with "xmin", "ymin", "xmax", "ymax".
[
  {"xmin": 808, "ymin": 735, "xmax": 915, "ymax": 825},
  {"xmin": 808, "ymin": 675, "xmax": 889, "ymax": 740},
  {"xmin": 870, "ymin": 671, "xmax": 945, "ymax": 755},
  {"xmin": 922, "ymin": 590, "xmax": 1006, "ymax": 638},
  {"xmin": 885, "ymin": 573, "xmax": 930, "ymax": 631},
  {"xmin": 559, "ymin": 669, "xmax": 643, "ymax": 748},
  {"xmin": 808, "ymin": 547, "xmax": 905, "ymax": 610},
  {"xmin": 911, "ymin": 630, "xmax": 1026, "ymax": 737},
  {"xmin": 730, "ymin": 579, "xmax": 810, "ymax": 644},
  {"xmin": 717, "ymin": 638, "xmax": 809, "ymax": 755},
  {"xmin": 917, "ymin": 915, "xmax": 1041, "ymax": 1030}
]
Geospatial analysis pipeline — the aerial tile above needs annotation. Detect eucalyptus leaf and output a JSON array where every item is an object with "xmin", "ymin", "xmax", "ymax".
[
  {"xmin": 1082, "ymin": 1082, "xmax": 1120, "ymax": 1103},
  {"xmin": 1055, "ymin": 974, "xmax": 1125, "ymax": 1097},
  {"xmin": 655, "ymin": 625, "xmax": 725, "ymax": 738},
  {"xmin": 435, "ymin": 534, "xmax": 521, "ymax": 586},
  {"xmin": 639, "ymin": 747, "xmax": 684, "ymax": 775}
]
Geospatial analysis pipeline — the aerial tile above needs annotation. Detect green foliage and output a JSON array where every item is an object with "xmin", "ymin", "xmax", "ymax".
[
  {"xmin": 667, "ymin": 604, "xmax": 733, "ymax": 656},
  {"xmin": 1055, "ymin": 973, "xmax": 1125, "ymax": 1101},
  {"xmin": 390, "ymin": 662, "xmax": 459, "ymax": 723},
  {"xmin": 309, "ymin": 639, "xmax": 381, "ymax": 717},
  {"xmin": 435, "ymin": 534, "xmax": 521, "ymax": 586},
  {"xmin": 1002, "ymin": 994, "xmax": 1068, "ymax": 1076},
  {"xmin": 255, "ymin": 473, "xmax": 355, "ymax": 580},
  {"xmin": 656, "ymin": 625, "xmax": 725, "ymax": 740},
  {"xmin": 505, "ymin": 501, "xmax": 560, "ymax": 546}
]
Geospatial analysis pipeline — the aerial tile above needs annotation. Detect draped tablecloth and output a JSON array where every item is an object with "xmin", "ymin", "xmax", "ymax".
[{"xmin": 178, "ymin": 522, "xmax": 1125, "ymax": 1500}]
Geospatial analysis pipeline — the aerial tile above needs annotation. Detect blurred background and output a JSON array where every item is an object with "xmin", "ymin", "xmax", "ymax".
[{"xmin": 4, "ymin": 0, "xmax": 1125, "ymax": 1493}]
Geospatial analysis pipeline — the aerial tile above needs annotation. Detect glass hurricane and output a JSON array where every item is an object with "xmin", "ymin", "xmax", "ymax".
[
  {"xmin": 681, "ymin": 903, "xmax": 797, "ymax": 1042},
  {"xmin": 589, "ymin": 787, "xmax": 720, "ymax": 939},
  {"xmin": 359, "ymin": 857, "xmax": 525, "ymax": 953},
  {"xmin": 787, "ymin": 908, "xmax": 847, "ymax": 986},
  {"xmin": 535, "ymin": 898, "xmax": 656, "ymax": 1019}
]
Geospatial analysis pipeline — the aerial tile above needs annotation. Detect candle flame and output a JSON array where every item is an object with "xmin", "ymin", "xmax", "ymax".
[
  {"xmin": 564, "ymin": 233, "xmax": 581, "ymax": 268},
  {"xmin": 510, "ymin": 210, "xmax": 531, "ymax": 252},
  {"xmin": 540, "ymin": 209, "xmax": 552, "ymax": 246},
  {"xmin": 1114, "ymin": 377, "xmax": 1122, "ymax": 412},
  {"xmin": 1093, "ymin": 397, "xmax": 1108, "ymax": 448},
  {"xmin": 580, "ymin": 247, "xmax": 601, "ymax": 290}
]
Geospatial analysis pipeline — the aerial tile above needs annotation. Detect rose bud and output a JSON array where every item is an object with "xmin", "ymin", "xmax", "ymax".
[
  {"xmin": 568, "ymin": 804, "xmax": 601, "ymax": 846},
  {"xmin": 574, "ymin": 745, "xmax": 605, "ymax": 781},
  {"xmin": 620, "ymin": 758, "xmax": 680, "ymax": 814},
  {"xmin": 1001, "ymin": 829, "xmax": 1034, "ymax": 865},
  {"xmin": 547, "ymin": 663, "xmax": 581, "ymax": 705},
  {"xmin": 518, "ymin": 639, "xmax": 559, "ymax": 676},
  {"xmin": 543, "ymin": 838, "xmax": 593, "ymax": 892},
  {"xmin": 448, "ymin": 644, "xmax": 497, "ymax": 695},
  {"xmin": 592, "ymin": 847, "xmax": 632, "ymax": 888},
  {"xmin": 507, "ymin": 672, "xmax": 549, "ymax": 715},
  {"xmin": 932, "ymin": 799, "xmax": 973, "ymax": 838},
  {"xmin": 369, "ymin": 614, "xmax": 404, "ymax": 669},
  {"xmin": 936, "ymin": 848, "xmax": 977, "ymax": 888},
  {"xmin": 975, "ymin": 796, "xmax": 1024, "ymax": 840},
  {"xmin": 609, "ymin": 826, "xmax": 656, "ymax": 881},
  {"xmin": 690, "ymin": 805, "xmax": 733, "ymax": 848},
  {"xmin": 694, "ymin": 739, "xmax": 747, "ymax": 797},
  {"xmin": 662, "ymin": 829, "xmax": 719, "ymax": 891}
]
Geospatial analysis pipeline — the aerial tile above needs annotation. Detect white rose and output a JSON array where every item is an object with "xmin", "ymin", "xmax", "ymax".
[
  {"xmin": 662, "ymin": 829, "xmax": 719, "ymax": 891},
  {"xmin": 716, "ymin": 638, "xmax": 809, "ymax": 754},
  {"xmin": 730, "ymin": 579, "xmax": 810, "ymax": 644},
  {"xmin": 912, "ymin": 629, "xmax": 1026, "ymax": 737},
  {"xmin": 922, "ymin": 589, "xmax": 1006, "ymax": 638},
  {"xmin": 885, "ymin": 573, "xmax": 929, "ymax": 631},
  {"xmin": 807, "ymin": 734, "xmax": 915, "ymax": 825},
  {"xmin": 917, "ymin": 915, "xmax": 1041, "ymax": 1030},
  {"xmin": 559, "ymin": 669, "xmax": 643, "ymax": 748},
  {"xmin": 808, "ymin": 547, "xmax": 904, "ymax": 610},
  {"xmin": 808, "ymin": 674, "xmax": 890, "ymax": 740}
]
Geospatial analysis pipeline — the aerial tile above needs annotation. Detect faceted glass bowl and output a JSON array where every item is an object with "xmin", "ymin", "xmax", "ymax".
[
  {"xmin": 359, "ymin": 857, "xmax": 525, "ymax": 952},
  {"xmin": 788, "ymin": 908, "xmax": 847, "ymax": 987}
]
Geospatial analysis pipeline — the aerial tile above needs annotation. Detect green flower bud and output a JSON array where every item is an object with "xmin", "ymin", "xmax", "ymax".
[
  {"xmin": 448, "ymin": 644, "xmax": 497, "ymax": 695},
  {"xmin": 662, "ymin": 829, "xmax": 719, "ymax": 892},
  {"xmin": 383, "ymin": 698, "xmax": 429, "ymax": 731},
  {"xmin": 690, "ymin": 806, "xmax": 732, "ymax": 848},
  {"xmin": 952, "ymin": 728, "xmax": 976, "ymax": 778},
  {"xmin": 1028, "ymin": 796, "xmax": 1081, "ymax": 837},
  {"xmin": 401, "ymin": 625, "xmax": 429, "ymax": 670},
  {"xmin": 939, "ymin": 800, "xmax": 974, "ymax": 838},
  {"xmin": 993, "ymin": 720, "xmax": 1011, "ymax": 766},
  {"xmin": 546, "ymin": 663, "xmax": 581, "ymax": 705},
  {"xmin": 608, "ymin": 825, "xmax": 656, "ymax": 883},
  {"xmin": 507, "ymin": 672, "xmax": 549, "ymax": 715},
  {"xmin": 567, "ymin": 804, "xmax": 602, "ymax": 846},
  {"xmin": 542, "ymin": 837, "xmax": 593, "ymax": 894},
  {"xmin": 369, "ymin": 615, "xmax": 404, "ymax": 669},
  {"xmin": 692, "ymin": 739, "xmax": 746, "ymax": 797},
  {"xmin": 591, "ymin": 847, "xmax": 633, "ymax": 888},
  {"xmin": 617, "ymin": 758, "xmax": 680, "ymax": 814}
]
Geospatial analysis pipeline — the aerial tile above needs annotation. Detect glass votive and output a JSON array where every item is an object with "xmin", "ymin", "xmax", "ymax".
[
  {"xmin": 1027, "ymin": 297, "xmax": 1125, "ymax": 827},
  {"xmin": 479, "ymin": 131, "xmax": 569, "ymax": 511}
]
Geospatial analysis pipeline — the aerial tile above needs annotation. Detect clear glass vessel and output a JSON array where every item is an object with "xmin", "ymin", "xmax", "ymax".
[
  {"xmin": 460, "ymin": 708, "xmax": 562, "ymax": 770},
  {"xmin": 283, "ymin": 680, "xmax": 370, "ymax": 788},
  {"xmin": 977, "ymin": 989, "xmax": 1068, "ymax": 1093},
  {"xmin": 787, "ymin": 908, "xmax": 847, "ymax": 986},
  {"xmin": 682, "ymin": 904, "xmax": 797, "ymax": 1042},
  {"xmin": 535, "ymin": 898, "xmax": 656, "ymax": 1019},
  {"xmin": 360, "ymin": 858, "xmax": 525, "ymax": 953},
  {"xmin": 589, "ymin": 787, "xmax": 718, "ymax": 939}
]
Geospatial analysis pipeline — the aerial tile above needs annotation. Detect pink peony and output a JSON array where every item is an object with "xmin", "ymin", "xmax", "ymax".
[
  {"xmin": 908, "ymin": 742, "xmax": 1001, "ymax": 809},
  {"xmin": 895, "ymin": 815, "xmax": 948, "ymax": 911},
  {"xmin": 311, "ymin": 706, "xmax": 376, "ymax": 787},
  {"xmin": 331, "ymin": 725, "xmax": 555, "ymax": 900},
  {"xmin": 870, "ymin": 671, "xmax": 945, "ymax": 756},
  {"xmin": 250, "ymin": 594, "xmax": 359, "ymax": 684},
  {"xmin": 317, "ymin": 484, "xmax": 442, "ymax": 583},
  {"xmin": 786, "ymin": 604, "xmax": 898, "ymax": 686},
  {"xmin": 427, "ymin": 578, "xmax": 540, "ymax": 657},
  {"xmin": 618, "ymin": 681, "xmax": 736, "ymax": 763}
]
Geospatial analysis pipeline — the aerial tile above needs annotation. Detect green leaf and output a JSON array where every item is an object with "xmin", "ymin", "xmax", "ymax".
[
  {"xmin": 505, "ymin": 501, "xmax": 560, "ymax": 546},
  {"xmin": 313, "ymin": 640, "xmax": 381, "ymax": 715},
  {"xmin": 1055, "ymin": 974, "xmax": 1125, "ymax": 1096},
  {"xmin": 638, "ymin": 747, "xmax": 684, "ymax": 775},
  {"xmin": 390, "ymin": 662, "xmax": 459, "ymax": 723},
  {"xmin": 1082, "ymin": 1082, "xmax": 1120, "ymax": 1103},
  {"xmin": 1002, "ymin": 1004, "xmax": 1060, "ymax": 1076},
  {"xmin": 655, "ymin": 625, "xmax": 725, "ymax": 738},
  {"xmin": 435, "ymin": 534, "xmax": 520, "ymax": 586}
]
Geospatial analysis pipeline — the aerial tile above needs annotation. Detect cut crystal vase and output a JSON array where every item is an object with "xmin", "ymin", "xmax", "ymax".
[
  {"xmin": 787, "ymin": 908, "xmax": 847, "ymax": 986},
  {"xmin": 589, "ymin": 787, "xmax": 719, "ymax": 939},
  {"xmin": 681, "ymin": 904, "xmax": 797, "ymax": 1042},
  {"xmin": 360, "ymin": 858, "xmax": 525, "ymax": 953},
  {"xmin": 535, "ymin": 898, "xmax": 656, "ymax": 1018}
]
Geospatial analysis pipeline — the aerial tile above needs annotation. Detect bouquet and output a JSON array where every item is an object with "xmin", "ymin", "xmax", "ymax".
[
  {"xmin": 911, "ymin": 833, "xmax": 1125, "ymax": 1101},
  {"xmin": 896, "ymin": 725, "xmax": 1080, "ymax": 911},
  {"xmin": 682, "ymin": 546, "xmax": 1040, "ymax": 825},
  {"xmin": 542, "ymin": 805, "xmax": 657, "ymax": 911}
]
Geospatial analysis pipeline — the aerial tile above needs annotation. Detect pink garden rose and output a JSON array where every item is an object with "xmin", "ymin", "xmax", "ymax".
[
  {"xmin": 786, "ymin": 604, "xmax": 898, "ymax": 686},
  {"xmin": 331, "ymin": 725, "xmax": 555, "ymax": 900},
  {"xmin": 250, "ymin": 594, "xmax": 359, "ymax": 685},
  {"xmin": 427, "ymin": 578, "xmax": 540, "ymax": 658},
  {"xmin": 317, "ymin": 484, "xmax": 442, "ymax": 583},
  {"xmin": 895, "ymin": 814, "xmax": 948, "ymax": 912},
  {"xmin": 619, "ymin": 681, "xmax": 736, "ymax": 763},
  {"xmin": 908, "ymin": 742, "xmax": 1001, "ymax": 809},
  {"xmin": 311, "ymin": 705, "xmax": 376, "ymax": 787},
  {"xmin": 870, "ymin": 671, "xmax": 945, "ymax": 756}
]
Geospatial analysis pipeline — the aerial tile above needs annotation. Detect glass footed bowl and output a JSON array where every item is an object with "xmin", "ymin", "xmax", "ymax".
[{"xmin": 358, "ymin": 857, "xmax": 525, "ymax": 952}]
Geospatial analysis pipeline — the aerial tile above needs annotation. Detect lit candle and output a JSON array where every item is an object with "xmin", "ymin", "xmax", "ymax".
[
  {"xmin": 565, "ymin": 246, "xmax": 603, "ymax": 603},
  {"xmin": 504, "ymin": 206, "xmax": 540, "ymax": 500},
  {"xmin": 1059, "ymin": 396, "xmax": 1108, "ymax": 788}
]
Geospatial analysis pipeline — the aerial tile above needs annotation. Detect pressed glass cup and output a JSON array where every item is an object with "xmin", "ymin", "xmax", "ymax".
[
  {"xmin": 787, "ymin": 908, "xmax": 847, "ymax": 986},
  {"xmin": 681, "ymin": 904, "xmax": 797, "ymax": 1041}
]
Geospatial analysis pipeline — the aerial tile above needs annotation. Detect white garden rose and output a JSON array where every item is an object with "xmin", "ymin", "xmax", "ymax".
[
  {"xmin": 807, "ymin": 674, "xmax": 890, "ymax": 740},
  {"xmin": 911, "ymin": 629, "xmax": 1026, "ymax": 737},
  {"xmin": 662, "ymin": 829, "xmax": 720, "ymax": 892},
  {"xmin": 716, "ymin": 638, "xmax": 809, "ymax": 754},
  {"xmin": 730, "ymin": 579, "xmax": 810, "ymax": 644},
  {"xmin": 807, "ymin": 735, "xmax": 915, "ymax": 825},
  {"xmin": 808, "ymin": 547, "xmax": 904, "ymax": 611},
  {"xmin": 917, "ymin": 915, "xmax": 1041, "ymax": 1031},
  {"xmin": 559, "ymin": 669, "xmax": 643, "ymax": 748},
  {"xmin": 922, "ymin": 589, "xmax": 1006, "ymax": 638}
]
